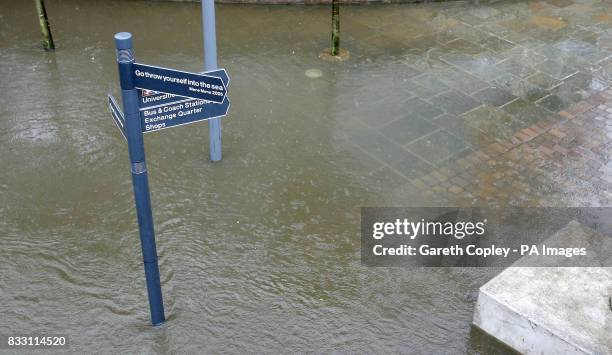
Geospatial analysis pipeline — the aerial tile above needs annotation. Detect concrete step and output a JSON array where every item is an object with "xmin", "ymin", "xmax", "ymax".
[{"xmin": 472, "ymin": 221, "xmax": 612, "ymax": 354}]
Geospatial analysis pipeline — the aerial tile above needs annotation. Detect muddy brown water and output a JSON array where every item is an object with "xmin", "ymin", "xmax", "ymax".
[{"xmin": 0, "ymin": 0, "xmax": 528, "ymax": 353}]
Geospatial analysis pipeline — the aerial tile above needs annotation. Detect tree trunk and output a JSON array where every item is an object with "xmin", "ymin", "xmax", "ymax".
[
  {"xmin": 331, "ymin": 0, "xmax": 339, "ymax": 56},
  {"xmin": 34, "ymin": 0, "xmax": 54, "ymax": 50}
]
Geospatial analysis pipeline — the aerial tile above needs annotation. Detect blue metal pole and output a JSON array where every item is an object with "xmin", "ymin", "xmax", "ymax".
[
  {"xmin": 202, "ymin": 0, "xmax": 222, "ymax": 162},
  {"xmin": 114, "ymin": 32, "xmax": 165, "ymax": 326}
]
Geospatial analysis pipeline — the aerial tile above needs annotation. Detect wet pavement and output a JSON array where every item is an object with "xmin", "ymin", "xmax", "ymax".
[
  {"xmin": 335, "ymin": 0, "xmax": 612, "ymax": 208},
  {"xmin": 1, "ymin": 0, "xmax": 612, "ymax": 353},
  {"xmin": 411, "ymin": 89, "xmax": 612, "ymax": 207}
]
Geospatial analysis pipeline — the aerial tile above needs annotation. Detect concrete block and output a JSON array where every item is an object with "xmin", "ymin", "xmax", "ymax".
[{"xmin": 473, "ymin": 221, "xmax": 612, "ymax": 354}]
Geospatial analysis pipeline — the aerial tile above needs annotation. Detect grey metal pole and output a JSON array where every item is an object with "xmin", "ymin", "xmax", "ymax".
[
  {"xmin": 115, "ymin": 32, "xmax": 165, "ymax": 326},
  {"xmin": 202, "ymin": 0, "xmax": 222, "ymax": 162}
]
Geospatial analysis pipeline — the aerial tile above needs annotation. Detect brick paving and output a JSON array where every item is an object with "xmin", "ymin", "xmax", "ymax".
[
  {"xmin": 410, "ymin": 89, "xmax": 612, "ymax": 207},
  {"xmin": 332, "ymin": 0, "xmax": 612, "ymax": 207}
]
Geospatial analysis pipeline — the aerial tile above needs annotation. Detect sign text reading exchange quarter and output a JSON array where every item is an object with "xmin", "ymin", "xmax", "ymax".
[
  {"xmin": 361, "ymin": 207, "xmax": 612, "ymax": 267},
  {"xmin": 137, "ymin": 69, "xmax": 230, "ymax": 133}
]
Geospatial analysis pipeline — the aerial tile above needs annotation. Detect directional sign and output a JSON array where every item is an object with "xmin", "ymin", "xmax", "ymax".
[
  {"xmin": 141, "ymin": 97, "xmax": 230, "ymax": 133},
  {"xmin": 108, "ymin": 94, "xmax": 127, "ymax": 141},
  {"xmin": 138, "ymin": 68, "xmax": 230, "ymax": 133},
  {"xmin": 138, "ymin": 69, "xmax": 229, "ymax": 109},
  {"xmin": 133, "ymin": 63, "xmax": 227, "ymax": 103}
]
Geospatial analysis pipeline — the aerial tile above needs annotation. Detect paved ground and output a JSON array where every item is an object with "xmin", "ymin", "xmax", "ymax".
[
  {"xmin": 414, "ymin": 89, "xmax": 612, "ymax": 207},
  {"xmin": 334, "ymin": 0, "xmax": 612, "ymax": 207}
]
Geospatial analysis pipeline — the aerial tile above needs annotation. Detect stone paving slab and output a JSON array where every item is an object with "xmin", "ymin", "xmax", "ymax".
[{"xmin": 336, "ymin": 0, "xmax": 612, "ymax": 207}]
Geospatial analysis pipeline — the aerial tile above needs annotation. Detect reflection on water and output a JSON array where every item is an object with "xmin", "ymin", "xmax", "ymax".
[{"xmin": 2, "ymin": 0, "xmax": 610, "ymax": 353}]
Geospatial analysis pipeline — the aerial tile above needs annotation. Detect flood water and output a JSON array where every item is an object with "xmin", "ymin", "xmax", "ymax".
[{"xmin": 4, "ymin": 0, "xmax": 608, "ymax": 353}]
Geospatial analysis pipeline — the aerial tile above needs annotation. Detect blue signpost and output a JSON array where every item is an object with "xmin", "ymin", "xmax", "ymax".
[
  {"xmin": 110, "ymin": 31, "xmax": 230, "ymax": 325},
  {"xmin": 114, "ymin": 32, "xmax": 165, "ymax": 326}
]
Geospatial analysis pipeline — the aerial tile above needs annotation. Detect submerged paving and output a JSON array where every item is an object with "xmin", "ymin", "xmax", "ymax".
[{"xmin": 335, "ymin": 0, "xmax": 612, "ymax": 207}]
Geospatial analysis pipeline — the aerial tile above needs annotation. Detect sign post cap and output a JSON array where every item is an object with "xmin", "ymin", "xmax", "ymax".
[{"xmin": 114, "ymin": 32, "xmax": 133, "ymax": 49}]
